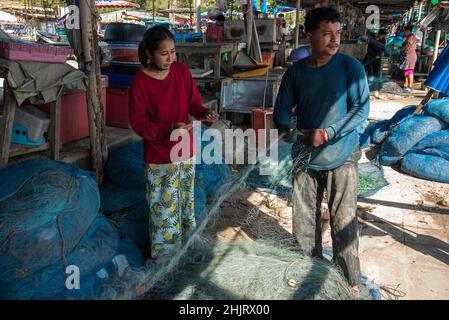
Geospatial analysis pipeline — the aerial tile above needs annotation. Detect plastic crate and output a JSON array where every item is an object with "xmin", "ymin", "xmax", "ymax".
[
  {"xmin": 102, "ymin": 72, "xmax": 134, "ymax": 87},
  {"xmin": 12, "ymin": 105, "xmax": 50, "ymax": 146},
  {"xmin": 206, "ymin": 24, "xmax": 224, "ymax": 43},
  {"xmin": 0, "ymin": 41, "xmax": 73, "ymax": 63},
  {"xmin": 36, "ymin": 76, "xmax": 108, "ymax": 145},
  {"xmin": 251, "ymin": 108, "xmax": 275, "ymax": 149},
  {"xmin": 106, "ymin": 85, "xmax": 131, "ymax": 128},
  {"xmin": 261, "ymin": 52, "xmax": 275, "ymax": 68}
]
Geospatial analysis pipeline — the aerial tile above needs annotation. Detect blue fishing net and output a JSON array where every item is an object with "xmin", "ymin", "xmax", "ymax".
[
  {"xmin": 104, "ymin": 142, "xmax": 146, "ymax": 189},
  {"xmin": 100, "ymin": 179, "xmax": 146, "ymax": 215},
  {"xmin": 0, "ymin": 159, "xmax": 100, "ymax": 285},
  {"xmin": 0, "ymin": 216, "xmax": 119, "ymax": 300}
]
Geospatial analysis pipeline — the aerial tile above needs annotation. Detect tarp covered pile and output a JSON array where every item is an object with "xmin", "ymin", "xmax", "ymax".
[{"xmin": 361, "ymin": 99, "xmax": 449, "ymax": 183}]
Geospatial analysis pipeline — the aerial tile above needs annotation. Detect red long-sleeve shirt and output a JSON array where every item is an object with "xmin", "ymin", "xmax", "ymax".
[{"xmin": 129, "ymin": 62, "xmax": 209, "ymax": 164}]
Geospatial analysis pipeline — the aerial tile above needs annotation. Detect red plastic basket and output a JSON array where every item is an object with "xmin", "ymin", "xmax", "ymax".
[
  {"xmin": 251, "ymin": 108, "xmax": 275, "ymax": 149},
  {"xmin": 0, "ymin": 41, "xmax": 73, "ymax": 64}
]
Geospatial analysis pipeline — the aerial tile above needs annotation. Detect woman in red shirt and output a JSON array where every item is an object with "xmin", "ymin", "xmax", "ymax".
[{"xmin": 129, "ymin": 26, "xmax": 218, "ymax": 263}]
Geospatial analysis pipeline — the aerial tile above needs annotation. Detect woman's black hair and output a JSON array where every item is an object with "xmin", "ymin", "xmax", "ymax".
[
  {"xmin": 138, "ymin": 25, "xmax": 174, "ymax": 67},
  {"xmin": 404, "ymin": 25, "xmax": 414, "ymax": 32},
  {"xmin": 304, "ymin": 7, "xmax": 341, "ymax": 34}
]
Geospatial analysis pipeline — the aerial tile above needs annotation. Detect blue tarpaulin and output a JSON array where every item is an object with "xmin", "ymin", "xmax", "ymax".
[{"xmin": 425, "ymin": 45, "xmax": 449, "ymax": 95}]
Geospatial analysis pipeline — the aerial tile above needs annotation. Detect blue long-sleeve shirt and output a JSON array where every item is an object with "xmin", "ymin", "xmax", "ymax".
[{"xmin": 274, "ymin": 53, "xmax": 370, "ymax": 171}]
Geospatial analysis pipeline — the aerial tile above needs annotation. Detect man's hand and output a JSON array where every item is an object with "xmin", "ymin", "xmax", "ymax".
[{"xmin": 300, "ymin": 128, "xmax": 329, "ymax": 148}]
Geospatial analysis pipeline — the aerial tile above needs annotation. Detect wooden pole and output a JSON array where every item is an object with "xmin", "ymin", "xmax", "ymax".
[
  {"xmin": 295, "ymin": 0, "xmax": 301, "ymax": 48},
  {"xmin": 432, "ymin": 29, "xmax": 441, "ymax": 65},
  {"xmin": 417, "ymin": 0, "xmax": 423, "ymax": 22},
  {"xmin": 246, "ymin": 2, "xmax": 253, "ymax": 55},
  {"xmin": 80, "ymin": 0, "xmax": 107, "ymax": 183},
  {"xmin": 189, "ymin": 0, "xmax": 193, "ymax": 28},
  {"xmin": 196, "ymin": 0, "xmax": 201, "ymax": 33},
  {"xmin": 0, "ymin": 87, "xmax": 17, "ymax": 169}
]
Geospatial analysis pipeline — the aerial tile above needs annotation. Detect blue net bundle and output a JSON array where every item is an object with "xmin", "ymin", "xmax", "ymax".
[
  {"xmin": 0, "ymin": 159, "xmax": 100, "ymax": 285},
  {"xmin": 107, "ymin": 201, "xmax": 149, "ymax": 249},
  {"xmin": 105, "ymin": 142, "xmax": 146, "ymax": 189},
  {"xmin": 0, "ymin": 216, "xmax": 119, "ymax": 300}
]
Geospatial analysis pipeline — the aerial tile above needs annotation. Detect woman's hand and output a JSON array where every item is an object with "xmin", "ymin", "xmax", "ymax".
[
  {"xmin": 204, "ymin": 110, "xmax": 219, "ymax": 124},
  {"xmin": 172, "ymin": 122, "xmax": 193, "ymax": 131}
]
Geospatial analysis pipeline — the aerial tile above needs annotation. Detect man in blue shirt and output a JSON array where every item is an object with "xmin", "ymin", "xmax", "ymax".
[{"xmin": 274, "ymin": 7, "xmax": 370, "ymax": 293}]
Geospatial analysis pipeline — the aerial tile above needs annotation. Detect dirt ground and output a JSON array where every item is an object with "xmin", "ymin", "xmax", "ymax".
[{"xmin": 203, "ymin": 87, "xmax": 449, "ymax": 300}]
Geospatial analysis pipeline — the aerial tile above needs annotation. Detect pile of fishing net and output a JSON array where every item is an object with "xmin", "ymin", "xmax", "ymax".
[
  {"xmin": 0, "ymin": 159, "xmax": 141, "ymax": 300},
  {"xmin": 139, "ymin": 242, "xmax": 368, "ymax": 300},
  {"xmin": 368, "ymin": 78, "xmax": 405, "ymax": 94}
]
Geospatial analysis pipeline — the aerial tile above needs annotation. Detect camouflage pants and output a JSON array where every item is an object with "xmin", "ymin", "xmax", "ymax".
[{"xmin": 292, "ymin": 148, "xmax": 361, "ymax": 286}]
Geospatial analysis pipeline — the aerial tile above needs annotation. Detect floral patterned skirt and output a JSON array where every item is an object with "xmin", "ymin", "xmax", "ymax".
[{"xmin": 144, "ymin": 158, "xmax": 196, "ymax": 259}]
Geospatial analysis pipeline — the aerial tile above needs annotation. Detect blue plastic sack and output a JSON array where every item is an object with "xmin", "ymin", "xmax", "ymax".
[
  {"xmin": 0, "ymin": 216, "xmax": 119, "ymax": 300},
  {"xmin": 360, "ymin": 106, "xmax": 416, "ymax": 148},
  {"xmin": 379, "ymin": 116, "xmax": 448, "ymax": 165},
  {"xmin": 423, "ymin": 99, "xmax": 449, "ymax": 124},
  {"xmin": 100, "ymin": 179, "xmax": 146, "ymax": 214},
  {"xmin": 419, "ymin": 147, "xmax": 449, "ymax": 161},
  {"xmin": 105, "ymin": 142, "xmax": 146, "ymax": 189},
  {"xmin": 0, "ymin": 159, "xmax": 100, "ymax": 285},
  {"xmin": 408, "ymin": 130, "xmax": 449, "ymax": 153},
  {"xmin": 359, "ymin": 120, "xmax": 390, "ymax": 147},
  {"xmin": 401, "ymin": 153, "xmax": 449, "ymax": 183},
  {"xmin": 388, "ymin": 105, "xmax": 416, "ymax": 126}
]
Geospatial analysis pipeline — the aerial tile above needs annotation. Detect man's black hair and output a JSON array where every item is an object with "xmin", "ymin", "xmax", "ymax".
[
  {"xmin": 404, "ymin": 25, "xmax": 413, "ymax": 32},
  {"xmin": 378, "ymin": 29, "xmax": 387, "ymax": 36},
  {"xmin": 304, "ymin": 7, "xmax": 341, "ymax": 34}
]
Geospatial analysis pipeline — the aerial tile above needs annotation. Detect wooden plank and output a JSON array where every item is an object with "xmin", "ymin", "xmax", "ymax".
[
  {"xmin": 0, "ymin": 88, "xmax": 17, "ymax": 168},
  {"xmin": 9, "ymin": 142, "xmax": 50, "ymax": 158},
  {"xmin": 295, "ymin": 0, "xmax": 301, "ymax": 48},
  {"xmin": 190, "ymin": 69, "xmax": 213, "ymax": 78},
  {"xmin": 50, "ymin": 96, "xmax": 61, "ymax": 160},
  {"xmin": 246, "ymin": 4, "xmax": 253, "ymax": 56},
  {"xmin": 176, "ymin": 43, "xmax": 234, "ymax": 51}
]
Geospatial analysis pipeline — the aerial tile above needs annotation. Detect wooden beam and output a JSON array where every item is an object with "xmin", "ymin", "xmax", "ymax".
[
  {"xmin": 50, "ymin": 96, "xmax": 61, "ymax": 160},
  {"xmin": 80, "ymin": 0, "xmax": 107, "ymax": 183},
  {"xmin": 0, "ymin": 87, "xmax": 17, "ymax": 168},
  {"xmin": 246, "ymin": 2, "xmax": 253, "ymax": 56},
  {"xmin": 295, "ymin": 0, "xmax": 301, "ymax": 48},
  {"xmin": 432, "ymin": 29, "xmax": 442, "ymax": 65}
]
